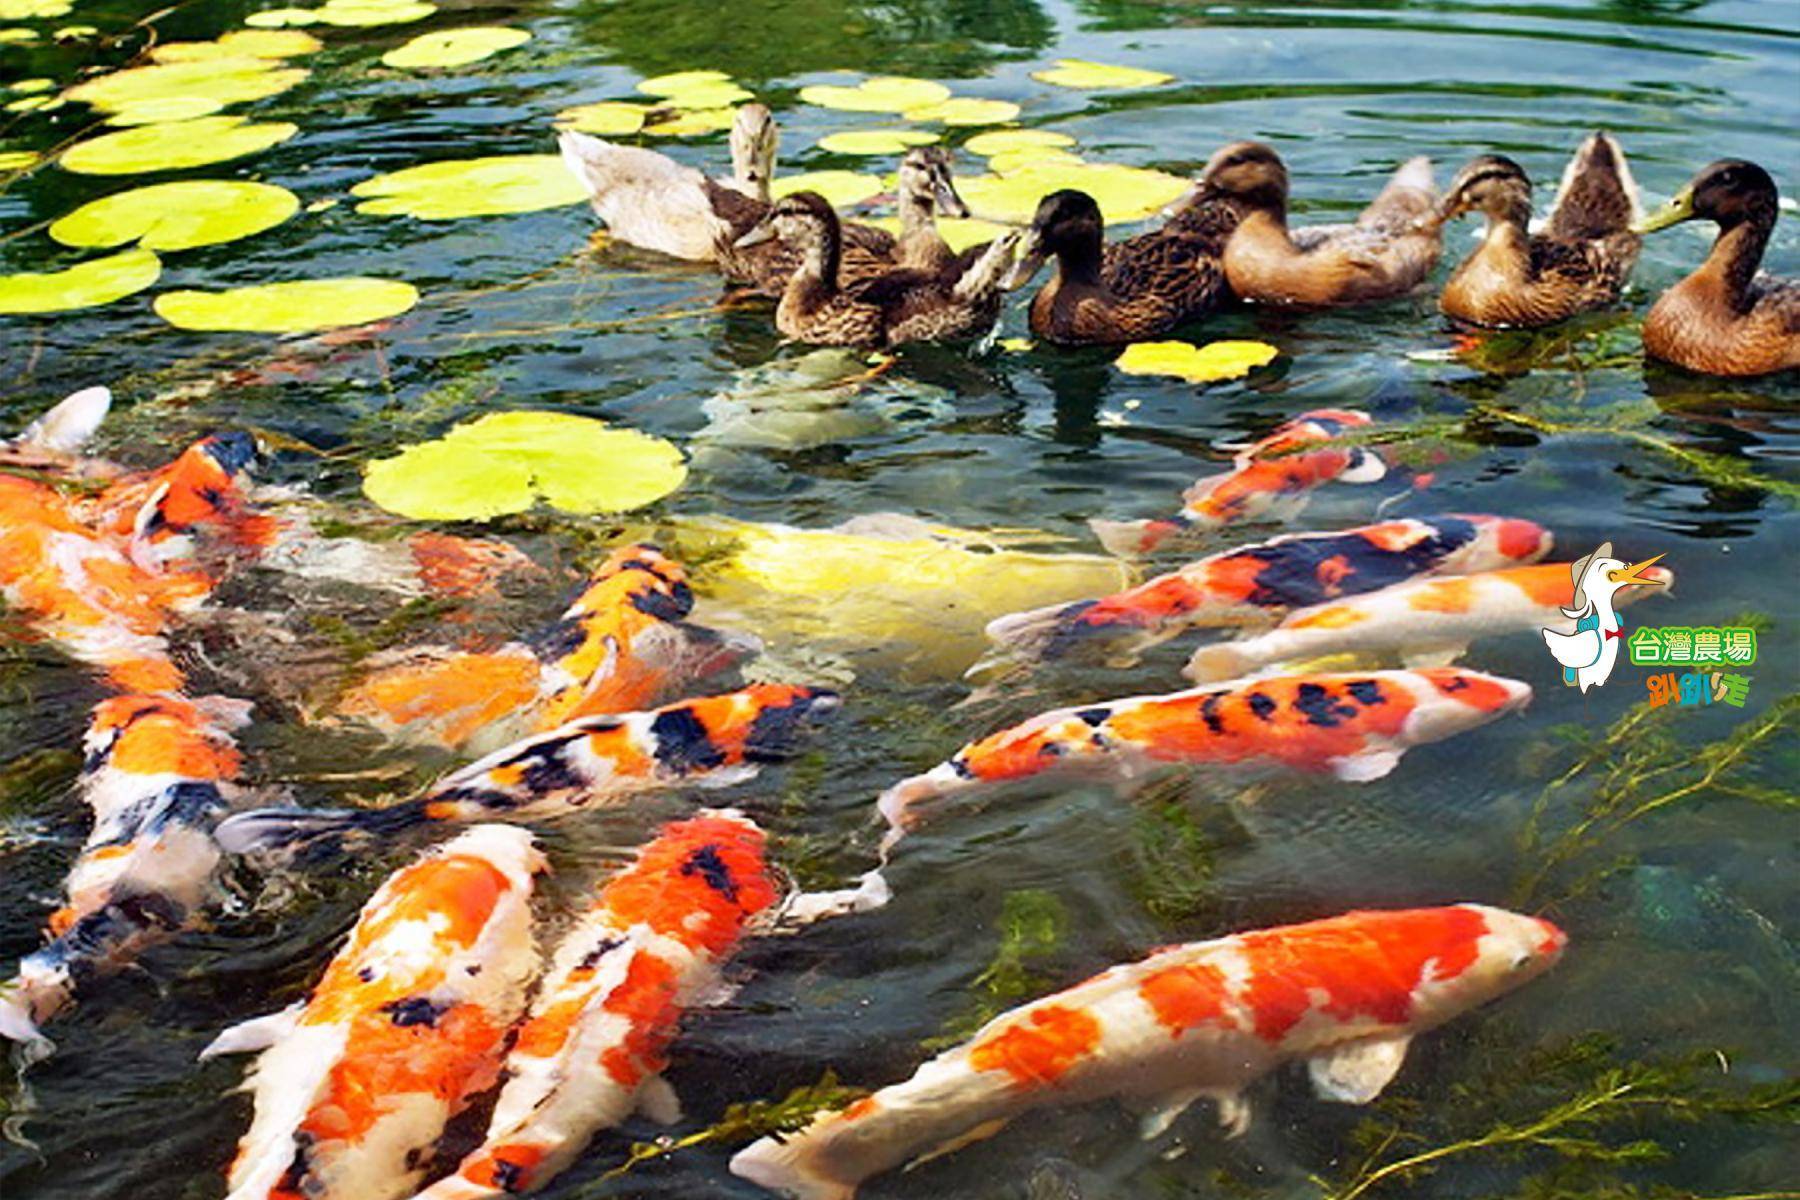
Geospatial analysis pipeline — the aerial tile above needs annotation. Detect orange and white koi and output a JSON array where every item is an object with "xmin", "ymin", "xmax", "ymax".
[
  {"xmin": 217, "ymin": 683, "xmax": 840, "ymax": 853},
  {"xmin": 201, "ymin": 824, "xmax": 545, "ymax": 1200},
  {"xmin": 1184, "ymin": 560, "xmax": 1674, "ymax": 683},
  {"xmin": 334, "ymin": 544, "xmax": 758, "ymax": 753},
  {"xmin": 986, "ymin": 514, "xmax": 1552, "ymax": 664},
  {"xmin": 731, "ymin": 905, "xmax": 1566, "ymax": 1200},
  {"xmin": 879, "ymin": 668, "xmax": 1530, "ymax": 852},
  {"xmin": 0, "ymin": 692, "xmax": 249, "ymax": 1049},
  {"xmin": 419, "ymin": 811, "xmax": 781, "ymax": 1198},
  {"xmin": 1090, "ymin": 410, "xmax": 1388, "ymax": 557}
]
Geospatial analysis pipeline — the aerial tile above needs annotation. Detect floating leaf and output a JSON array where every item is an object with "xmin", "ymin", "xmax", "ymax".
[
  {"xmin": 959, "ymin": 160, "xmax": 1189, "ymax": 224},
  {"xmin": 770, "ymin": 170, "xmax": 884, "ymax": 208},
  {"xmin": 0, "ymin": 0, "xmax": 70, "ymax": 17},
  {"xmin": 51, "ymin": 22, "xmax": 94, "ymax": 37},
  {"xmin": 816, "ymin": 129, "xmax": 939, "ymax": 156},
  {"xmin": 59, "ymin": 116, "xmax": 298, "ymax": 174},
  {"xmin": 903, "ymin": 97, "xmax": 1020, "ymax": 126},
  {"xmin": 363, "ymin": 411, "xmax": 687, "ymax": 521},
  {"xmin": 9, "ymin": 78, "xmax": 52, "ymax": 93},
  {"xmin": 151, "ymin": 30, "xmax": 323, "ymax": 61},
  {"xmin": 244, "ymin": 7, "xmax": 320, "ymax": 27},
  {"xmin": 352, "ymin": 155, "xmax": 587, "ymax": 219},
  {"xmin": 642, "ymin": 107, "xmax": 738, "ymax": 136},
  {"xmin": 864, "ymin": 215, "xmax": 1010, "ymax": 253},
  {"xmin": 381, "ymin": 26, "xmax": 530, "ymax": 69},
  {"xmin": 988, "ymin": 146, "xmax": 1083, "ymax": 174},
  {"xmin": 0, "ymin": 248, "xmax": 160, "ymax": 314},
  {"xmin": 154, "ymin": 277, "xmax": 418, "ymax": 332},
  {"xmin": 102, "ymin": 97, "xmax": 224, "ymax": 125},
  {"xmin": 50, "ymin": 180, "xmax": 299, "ymax": 252},
  {"xmin": 315, "ymin": 0, "xmax": 436, "ymax": 27},
  {"xmin": 798, "ymin": 76, "xmax": 950, "ymax": 114},
  {"xmin": 964, "ymin": 129, "xmax": 1076, "ymax": 157},
  {"xmin": 1116, "ymin": 339, "xmax": 1280, "ymax": 383},
  {"xmin": 0, "ymin": 27, "xmax": 38, "ymax": 42},
  {"xmin": 998, "ymin": 336, "xmax": 1034, "ymax": 352},
  {"xmin": 554, "ymin": 101, "xmax": 649, "ymax": 136},
  {"xmin": 654, "ymin": 81, "xmax": 753, "ymax": 110},
  {"xmin": 1031, "ymin": 59, "xmax": 1173, "ymax": 90},
  {"xmin": 65, "ymin": 58, "xmax": 308, "ymax": 115},
  {"xmin": 635, "ymin": 69, "xmax": 731, "ymax": 96},
  {"xmin": 0, "ymin": 149, "xmax": 41, "ymax": 170},
  {"xmin": 4, "ymin": 95, "xmax": 58, "ymax": 112}
]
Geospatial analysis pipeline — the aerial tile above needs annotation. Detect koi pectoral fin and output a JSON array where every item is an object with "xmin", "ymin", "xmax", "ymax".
[
  {"xmin": 636, "ymin": 1075, "xmax": 683, "ymax": 1126},
  {"xmin": 1210, "ymin": 1089, "xmax": 1253, "ymax": 1138},
  {"xmin": 1328, "ymin": 749, "xmax": 1403, "ymax": 783},
  {"xmin": 199, "ymin": 1002, "xmax": 302, "ymax": 1061},
  {"xmin": 1399, "ymin": 644, "xmax": 1467, "ymax": 670},
  {"xmin": 1136, "ymin": 1085, "xmax": 1207, "ymax": 1140},
  {"xmin": 1308, "ymin": 1033, "xmax": 1411, "ymax": 1104}
]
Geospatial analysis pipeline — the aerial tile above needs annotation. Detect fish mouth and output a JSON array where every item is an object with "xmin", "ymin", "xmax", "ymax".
[
  {"xmin": 1631, "ymin": 188, "xmax": 1692, "ymax": 234},
  {"xmin": 1607, "ymin": 553, "xmax": 1666, "ymax": 587}
]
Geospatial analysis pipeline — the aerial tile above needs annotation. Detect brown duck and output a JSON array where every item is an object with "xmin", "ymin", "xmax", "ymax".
[
  {"xmin": 1002, "ymin": 187, "xmax": 1238, "ymax": 345},
  {"xmin": 1201, "ymin": 140, "xmax": 1442, "ymax": 307},
  {"xmin": 1633, "ymin": 159, "xmax": 1800, "ymax": 376},
  {"xmin": 735, "ymin": 191, "xmax": 1018, "ymax": 348},
  {"xmin": 1437, "ymin": 133, "xmax": 1641, "ymax": 328}
]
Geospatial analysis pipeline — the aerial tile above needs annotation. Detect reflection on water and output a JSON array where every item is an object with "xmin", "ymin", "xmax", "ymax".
[{"xmin": 1, "ymin": 0, "xmax": 1797, "ymax": 1197}]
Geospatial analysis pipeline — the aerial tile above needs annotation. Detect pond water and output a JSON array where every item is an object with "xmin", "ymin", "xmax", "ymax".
[{"xmin": 2, "ymin": 0, "xmax": 1797, "ymax": 1197}]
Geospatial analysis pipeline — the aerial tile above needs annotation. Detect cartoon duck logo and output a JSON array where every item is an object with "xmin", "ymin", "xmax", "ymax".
[{"xmin": 1541, "ymin": 542, "xmax": 1666, "ymax": 692}]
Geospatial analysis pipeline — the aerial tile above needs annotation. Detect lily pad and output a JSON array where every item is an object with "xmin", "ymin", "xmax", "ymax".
[
  {"xmin": 1031, "ymin": 59, "xmax": 1174, "ymax": 90},
  {"xmin": 363, "ymin": 411, "xmax": 687, "ymax": 521},
  {"xmin": 652, "ymin": 80, "xmax": 753, "ymax": 110},
  {"xmin": 65, "ymin": 58, "xmax": 308, "ymax": 115},
  {"xmin": 987, "ymin": 146, "xmax": 1083, "ymax": 174},
  {"xmin": 864, "ymin": 215, "xmax": 1010, "ymax": 253},
  {"xmin": 799, "ymin": 76, "xmax": 950, "ymax": 114},
  {"xmin": 381, "ymin": 26, "xmax": 530, "ymax": 69},
  {"xmin": 555, "ymin": 101, "xmax": 650, "ymax": 136},
  {"xmin": 244, "ymin": 7, "xmax": 320, "ymax": 26},
  {"xmin": 9, "ymin": 78, "xmax": 53, "ymax": 93},
  {"xmin": 1115, "ymin": 339, "xmax": 1280, "ymax": 383},
  {"xmin": 959, "ymin": 160, "xmax": 1189, "ymax": 224},
  {"xmin": 964, "ymin": 130, "xmax": 1076, "ymax": 156},
  {"xmin": 636, "ymin": 69, "xmax": 732, "ymax": 95},
  {"xmin": 0, "ymin": 0, "xmax": 70, "ymax": 17},
  {"xmin": 771, "ymin": 170, "xmax": 884, "ymax": 208},
  {"xmin": 153, "ymin": 277, "xmax": 419, "ymax": 332},
  {"xmin": 4, "ymin": 95, "xmax": 58, "ymax": 112},
  {"xmin": 49, "ymin": 180, "xmax": 299, "ymax": 252},
  {"xmin": 903, "ymin": 97, "xmax": 1021, "ymax": 126},
  {"xmin": 152, "ymin": 30, "xmax": 323, "ymax": 61},
  {"xmin": 351, "ymin": 155, "xmax": 587, "ymax": 218},
  {"xmin": 316, "ymin": 0, "xmax": 436, "ymax": 27},
  {"xmin": 0, "ymin": 247, "xmax": 160, "ymax": 314},
  {"xmin": 103, "ymin": 97, "xmax": 224, "ymax": 125},
  {"xmin": 0, "ymin": 149, "xmax": 41, "ymax": 170},
  {"xmin": 0, "ymin": 27, "xmax": 38, "ymax": 41},
  {"xmin": 60, "ymin": 116, "xmax": 299, "ymax": 175},
  {"xmin": 817, "ymin": 129, "xmax": 940, "ymax": 156},
  {"xmin": 642, "ymin": 107, "xmax": 739, "ymax": 136}
]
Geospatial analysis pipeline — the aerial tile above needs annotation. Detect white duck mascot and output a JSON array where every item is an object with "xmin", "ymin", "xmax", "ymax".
[{"xmin": 1541, "ymin": 542, "xmax": 1666, "ymax": 692}]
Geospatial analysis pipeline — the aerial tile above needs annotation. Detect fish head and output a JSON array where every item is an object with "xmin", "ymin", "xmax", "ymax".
[
  {"xmin": 662, "ymin": 684, "xmax": 842, "ymax": 766},
  {"xmin": 1406, "ymin": 669, "xmax": 1533, "ymax": 740},
  {"xmin": 1411, "ymin": 905, "xmax": 1567, "ymax": 1023}
]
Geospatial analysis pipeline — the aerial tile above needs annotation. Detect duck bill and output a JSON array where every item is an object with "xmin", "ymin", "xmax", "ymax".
[
  {"xmin": 1632, "ymin": 189, "xmax": 1693, "ymax": 234},
  {"xmin": 934, "ymin": 176, "xmax": 971, "ymax": 220},
  {"xmin": 1607, "ymin": 553, "xmax": 1667, "ymax": 586},
  {"xmin": 1000, "ymin": 232, "xmax": 1047, "ymax": 291},
  {"xmin": 734, "ymin": 220, "xmax": 776, "ymax": 249}
]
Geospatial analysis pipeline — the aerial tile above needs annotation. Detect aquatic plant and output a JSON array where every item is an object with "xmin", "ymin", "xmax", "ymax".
[
  {"xmin": 1125, "ymin": 785, "xmax": 1223, "ymax": 926},
  {"xmin": 923, "ymin": 888, "xmax": 1069, "ymax": 1050}
]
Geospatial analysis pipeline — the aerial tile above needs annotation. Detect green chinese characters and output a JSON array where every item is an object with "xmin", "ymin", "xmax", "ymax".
[{"xmin": 1628, "ymin": 625, "xmax": 1756, "ymax": 667}]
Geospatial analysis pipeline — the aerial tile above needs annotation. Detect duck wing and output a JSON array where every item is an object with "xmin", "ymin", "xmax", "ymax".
[
  {"xmin": 1098, "ymin": 210, "xmax": 1234, "ymax": 327},
  {"xmin": 1356, "ymin": 156, "xmax": 1438, "ymax": 234},
  {"xmin": 1544, "ymin": 131, "xmax": 1639, "ymax": 242},
  {"xmin": 558, "ymin": 130, "xmax": 728, "ymax": 261},
  {"xmin": 1542, "ymin": 625, "xmax": 1602, "ymax": 670}
]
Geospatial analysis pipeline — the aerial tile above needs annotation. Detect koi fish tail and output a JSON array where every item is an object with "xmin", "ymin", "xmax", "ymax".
[
  {"xmin": 0, "ymin": 974, "xmax": 57, "ymax": 1053},
  {"xmin": 1088, "ymin": 516, "xmax": 1190, "ymax": 559},
  {"xmin": 213, "ymin": 799, "xmax": 429, "ymax": 856},
  {"xmin": 982, "ymin": 600, "xmax": 1086, "ymax": 660},
  {"xmin": 731, "ymin": 1137, "xmax": 857, "ymax": 1200},
  {"xmin": 1183, "ymin": 641, "xmax": 1259, "ymax": 684},
  {"xmin": 412, "ymin": 1145, "xmax": 548, "ymax": 1200}
]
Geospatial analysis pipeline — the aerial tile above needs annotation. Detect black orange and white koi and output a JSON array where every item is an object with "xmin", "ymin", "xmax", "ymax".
[
  {"xmin": 878, "ymin": 668, "xmax": 1530, "ymax": 853},
  {"xmin": 1184, "ymin": 559, "xmax": 1674, "ymax": 683},
  {"xmin": 985, "ymin": 514, "xmax": 1552, "ymax": 665},
  {"xmin": 419, "ymin": 811, "xmax": 781, "ymax": 1198},
  {"xmin": 0, "ymin": 692, "xmax": 250, "ymax": 1049},
  {"xmin": 201, "ymin": 824, "xmax": 545, "ymax": 1200},
  {"xmin": 217, "ymin": 683, "xmax": 840, "ymax": 853},
  {"xmin": 334, "ymin": 544, "xmax": 757, "ymax": 753},
  {"xmin": 1090, "ymin": 410, "xmax": 1388, "ymax": 557},
  {"xmin": 732, "ymin": 905, "xmax": 1565, "ymax": 1200}
]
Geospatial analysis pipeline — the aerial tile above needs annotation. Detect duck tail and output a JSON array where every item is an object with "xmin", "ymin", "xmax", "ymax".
[
  {"xmin": 212, "ymin": 800, "xmax": 427, "ymax": 856},
  {"xmin": 1547, "ymin": 131, "xmax": 1641, "ymax": 239},
  {"xmin": 557, "ymin": 129, "xmax": 619, "ymax": 202}
]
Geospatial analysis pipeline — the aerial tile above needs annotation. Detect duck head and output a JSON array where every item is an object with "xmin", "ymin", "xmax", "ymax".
[
  {"xmin": 1635, "ymin": 159, "xmax": 1778, "ymax": 234},
  {"xmin": 1003, "ymin": 188, "xmax": 1103, "ymax": 290},
  {"xmin": 897, "ymin": 145, "xmax": 970, "ymax": 220},
  {"xmin": 1437, "ymin": 154, "xmax": 1534, "ymax": 229},
  {"xmin": 736, "ymin": 191, "xmax": 843, "ymax": 278},
  {"xmin": 1198, "ymin": 140, "xmax": 1289, "ymax": 217},
  {"xmin": 729, "ymin": 104, "xmax": 778, "ymax": 201}
]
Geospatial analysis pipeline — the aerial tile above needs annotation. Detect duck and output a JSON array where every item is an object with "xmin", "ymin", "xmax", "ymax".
[
  {"xmin": 1198, "ymin": 140, "xmax": 1442, "ymax": 307},
  {"xmin": 557, "ymin": 103, "xmax": 779, "ymax": 262},
  {"xmin": 1632, "ymin": 158, "xmax": 1800, "ymax": 376},
  {"xmin": 1436, "ymin": 132, "xmax": 1641, "ymax": 328},
  {"xmin": 1002, "ymin": 187, "xmax": 1238, "ymax": 345},
  {"xmin": 734, "ymin": 191, "xmax": 1019, "ymax": 348}
]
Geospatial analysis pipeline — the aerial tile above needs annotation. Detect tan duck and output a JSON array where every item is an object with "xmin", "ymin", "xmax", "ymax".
[
  {"xmin": 735, "ymin": 191, "xmax": 1018, "ymax": 348},
  {"xmin": 1437, "ymin": 133, "xmax": 1641, "ymax": 328},
  {"xmin": 557, "ymin": 103, "xmax": 779, "ymax": 261},
  {"xmin": 1002, "ymin": 187, "xmax": 1238, "ymax": 345},
  {"xmin": 1200, "ymin": 141, "xmax": 1442, "ymax": 307},
  {"xmin": 1633, "ymin": 159, "xmax": 1800, "ymax": 376}
]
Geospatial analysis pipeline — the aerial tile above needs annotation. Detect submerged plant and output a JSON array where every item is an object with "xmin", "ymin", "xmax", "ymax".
[{"xmin": 923, "ymin": 887, "xmax": 1068, "ymax": 1051}]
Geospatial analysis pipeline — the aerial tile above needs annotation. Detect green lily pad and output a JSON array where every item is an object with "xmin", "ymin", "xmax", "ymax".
[
  {"xmin": 771, "ymin": 170, "xmax": 884, "ymax": 208},
  {"xmin": 65, "ymin": 57, "xmax": 308, "ymax": 115},
  {"xmin": 988, "ymin": 146, "xmax": 1083, "ymax": 174},
  {"xmin": 964, "ymin": 129, "xmax": 1076, "ymax": 158},
  {"xmin": 9, "ymin": 78, "xmax": 53, "ymax": 93},
  {"xmin": 959, "ymin": 160, "xmax": 1189, "ymax": 224},
  {"xmin": 0, "ymin": 149, "xmax": 41, "ymax": 170},
  {"xmin": 315, "ymin": 0, "xmax": 436, "ymax": 26},
  {"xmin": 0, "ymin": 0, "xmax": 70, "ymax": 17},
  {"xmin": 244, "ymin": 7, "xmax": 320, "ymax": 27},
  {"xmin": 1031, "ymin": 59, "xmax": 1173, "ymax": 90},
  {"xmin": 816, "ymin": 129, "xmax": 940, "ymax": 156},
  {"xmin": 49, "ymin": 180, "xmax": 299, "ymax": 252},
  {"xmin": 151, "ymin": 29, "xmax": 323, "ymax": 61},
  {"xmin": 59, "ymin": 116, "xmax": 299, "ymax": 175},
  {"xmin": 381, "ymin": 26, "xmax": 530, "ymax": 69},
  {"xmin": 103, "ymin": 97, "xmax": 225, "ymax": 125},
  {"xmin": 799, "ymin": 76, "xmax": 950, "ymax": 114},
  {"xmin": 153, "ymin": 277, "xmax": 419, "ymax": 332},
  {"xmin": 0, "ymin": 247, "xmax": 160, "ymax": 314},
  {"xmin": 363, "ymin": 411, "xmax": 687, "ymax": 521},
  {"xmin": 554, "ymin": 101, "xmax": 650, "ymax": 136},
  {"xmin": 351, "ymin": 154, "xmax": 588, "ymax": 218},
  {"xmin": 642, "ymin": 107, "xmax": 738, "ymax": 137},
  {"xmin": 4, "ymin": 95, "xmax": 58, "ymax": 113},
  {"xmin": 903, "ymin": 97, "xmax": 1020, "ymax": 126},
  {"xmin": 0, "ymin": 27, "xmax": 39, "ymax": 42},
  {"xmin": 1116, "ymin": 339, "xmax": 1280, "ymax": 383},
  {"xmin": 635, "ymin": 69, "xmax": 730, "ymax": 95}
]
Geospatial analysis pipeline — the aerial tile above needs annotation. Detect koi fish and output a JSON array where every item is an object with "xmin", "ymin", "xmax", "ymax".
[
  {"xmin": 201, "ymin": 824, "xmax": 545, "ymax": 1200},
  {"xmin": 419, "ymin": 811, "xmax": 781, "ymax": 1198},
  {"xmin": 879, "ymin": 668, "xmax": 1530, "ymax": 853},
  {"xmin": 0, "ymin": 692, "xmax": 249, "ymax": 1049},
  {"xmin": 334, "ymin": 544, "xmax": 758, "ymax": 752},
  {"xmin": 1090, "ymin": 410, "xmax": 1387, "ymax": 557},
  {"xmin": 731, "ymin": 905, "xmax": 1566, "ymax": 1200},
  {"xmin": 89, "ymin": 431, "xmax": 278, "ymax": 567},
  {"xmin": 985, "ymin": 515, "xmax": 1552, "ymax": 665},
  {"xmin": 1184, "ymin": 560, "xmax": 1674, "ymax": 683},
  {"xmin": 217, "ymin": 683, "xmax": 840, "ymax": 853}
]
